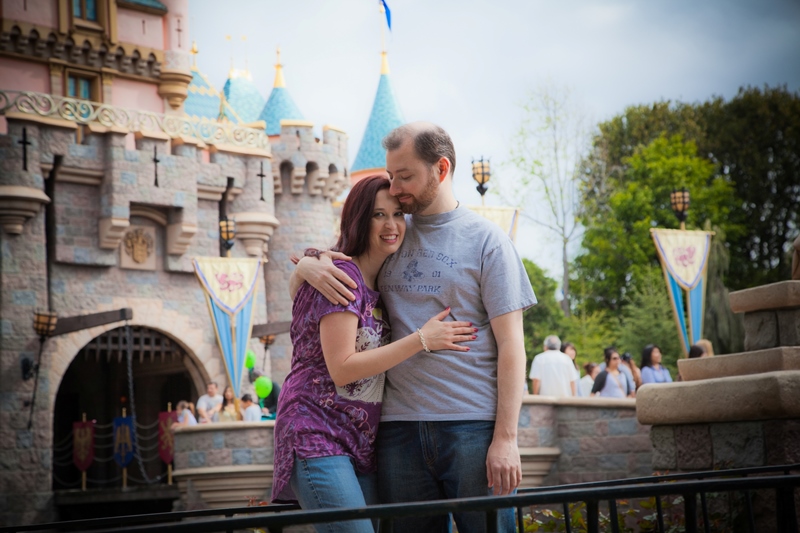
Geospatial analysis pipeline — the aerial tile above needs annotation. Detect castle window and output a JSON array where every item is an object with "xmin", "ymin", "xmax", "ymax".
[
  {"xmin": 66, "ymin": 70, "xmax": 99, "ymax": 103},
  {"xmin": 72, "ymin": 0, "xmax": 98, "ymax": 22}
]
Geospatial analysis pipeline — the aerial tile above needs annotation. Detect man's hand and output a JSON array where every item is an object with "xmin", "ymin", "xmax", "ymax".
[
  {"xmin": 291, "ymin": 252, "xmax": 357, "ymax": 305},
  {"xmin": 486, "ymin": 436, "xmax": 521, "ymax": 496}
]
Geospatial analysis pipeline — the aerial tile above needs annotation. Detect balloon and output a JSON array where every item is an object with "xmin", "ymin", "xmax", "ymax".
[
  {"xmin": 245, "ymin": 350, "xmax": 256, "ymax": 370},
  {"xmin": 254, "ymin": 376, "xmax": 273, "ymax": 399}
]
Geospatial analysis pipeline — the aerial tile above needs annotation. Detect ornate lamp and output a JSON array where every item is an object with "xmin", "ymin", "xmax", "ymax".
[
  {"xmin": 33, "ymin": 309, "xmax": 58, "ymax": 339},
  {"xmin": 219, "ymin": 217, "xmax": 236, "ymax": 257},
  {"xmin": 670, "ymin": 188, "xmax": 690, "ymax": 230},
  {"xmin": 472, "ymin": 157, "xmax": 491, "ymax": 206}
]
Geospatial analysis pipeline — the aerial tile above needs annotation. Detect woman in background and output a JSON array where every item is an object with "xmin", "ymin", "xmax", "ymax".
[
  {"xmin": 640, "ymin": 344, "xmax": 673, "ymax": 384},
  {"xmin": 219, "ymin": 386, "xmax": 240, "ymax": 422},
  {"xmin": 561, "ymin": 342, "xmax": 582, "ymax": 396},
  {"xmin": 172, "ymin": 401, "xmax": 197, "ymax": 428},
  {"xmin": 580, "ymin": 362, "xmax": 599, "ymax": 397},
  {"xmin": 592, "ymin": 348, "xmax": 633, "ymax": 398}
]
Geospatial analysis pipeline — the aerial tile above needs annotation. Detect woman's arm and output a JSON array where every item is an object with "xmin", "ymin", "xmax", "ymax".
[{"xmin": 320, "ymin": 308, "xmax": 474, "ymax": 386}]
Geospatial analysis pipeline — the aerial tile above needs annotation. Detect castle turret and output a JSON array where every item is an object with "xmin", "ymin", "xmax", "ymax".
[
  {"xmin": 222, "ymin": 69, "xmax": 266, "ymax": 125},
  {"xmin": 184, "ymin": 42, "xmax": 242, "ymax": 124},
  {"xmin": 258, "ymin": 48, "xmax": 305, "ymax": 136},
  {"xmin": 350, "ymin": 51, "xmax": 404, "ymax": 183},
  {"xmin": 264, "ymin": 120, "xmax": 349, "ymax": 382}
]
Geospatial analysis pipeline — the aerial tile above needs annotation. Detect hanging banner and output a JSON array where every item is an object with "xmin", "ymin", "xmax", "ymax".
[
  {"xmin": 113, "ymin": 416, "xmax": 136, "ymax": 468},
  {"xmin": 466, "ymin": 206, "xmax": 521, "ymax": 243},
  {"xmin": 651, "ymin": 229, "xmax": 714, "ymax": 355},
  {"xmin": 72, "ymin": 421, "xmax": 95, "ymax": 472},
  {"xmin": 158, "ymin": 411, "xmax": 178, "ymax": 464},
  {"xmin": 193, "ymin": 257, "xmax": 262, "ymax": 397}
]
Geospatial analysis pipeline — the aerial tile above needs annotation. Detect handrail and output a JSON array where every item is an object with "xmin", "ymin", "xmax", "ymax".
[{"xmin": 4, "ymin": 473, "xmax": 796, "ymax": 533}]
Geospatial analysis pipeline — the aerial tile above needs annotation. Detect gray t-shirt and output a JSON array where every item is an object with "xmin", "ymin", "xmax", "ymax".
[
  {"xmin": 378, "ymin": 205, "xmax": 537, "ymax": 421},
  {"xmin": 196, "ymin": 394, "xmax": 223, "ymax": 422}
]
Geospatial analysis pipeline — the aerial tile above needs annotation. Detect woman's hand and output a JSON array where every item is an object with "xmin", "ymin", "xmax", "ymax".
[{"xmin": 419, "ymin": 308, "xmax": 477, "ymax": 352}]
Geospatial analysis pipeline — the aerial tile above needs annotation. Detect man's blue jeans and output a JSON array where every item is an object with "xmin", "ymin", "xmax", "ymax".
[
  {"xmin": 290, "ymin": 454, "xmax": 378, "ymax": 533},
  {"xmin": 377, "ymin": 420, "xmax": 516, "ymax": 533}
]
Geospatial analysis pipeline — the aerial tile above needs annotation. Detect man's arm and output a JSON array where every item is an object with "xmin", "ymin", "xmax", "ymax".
[
  {"xmin": 486, "ymin": 309, "xmax": 525, "ymax": 496},
  {"xmin": 532, "ymin": 379, "xmax": 541, "ymax": 395},
  {"xmin": 289, "ymin": 253, "xmax": 357, "ymax": 304},
  {"xmin": 570, "ymin": 380, "xmax": 577, "ymax": 397}
]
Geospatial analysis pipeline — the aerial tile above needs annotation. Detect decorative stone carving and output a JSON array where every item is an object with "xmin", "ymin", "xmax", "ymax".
[
  {"xmin": 231, "ymin": 212, "xmax": 280, "ymax": 258},
  {"xmin": 0, "ymin": 185, "xmax": 50, "ymax": 234},
  {"xmin": 98, "ymin": 216, "xmax": 130, "ymax": 249},
  {"xmin": 121, "ymin": 226, "xmax": 156, "ymax": 270},
  {"xmin": 158, "ymin": 69, "xmax": 194, "ymax": 110},
  {"xmin": 167, "ymin": 222, "xmax": 197, "ymax": 255}
]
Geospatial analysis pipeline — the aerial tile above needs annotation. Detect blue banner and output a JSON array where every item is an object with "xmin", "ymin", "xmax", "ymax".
[
  {"xmin": 113, "ymin": 416, "xmax": 136, "ymax": 468},
  {"xmin": 381, "ymin": 0, "xmax": 392, "ymax": 30}
]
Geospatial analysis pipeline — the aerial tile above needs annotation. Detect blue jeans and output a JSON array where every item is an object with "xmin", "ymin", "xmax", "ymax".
[
  {"xmin": 377, "ymin": 420, "xmax": 516, "ymax": 533},
  {"xmin": 290, "ymin": 454, "xmax": 378, "ymax": 533}
]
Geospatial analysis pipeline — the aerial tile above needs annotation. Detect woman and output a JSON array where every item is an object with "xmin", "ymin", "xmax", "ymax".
[
  {"xmin": 621, "ymin": 352, "xmax": 643, "ymax": 390},
  {"xmin": 640, "ymin": 344, "xmax": 673, "ymax": 384},
  {"xmin": 592, "ymin": 348, "xmax": 633, "ymax": 398},
  {"xmin": 172, "ymin": 401, "xmax": 197, "ymax": 428},
  {"xmin": 271, "ymin": 175, "xmax": 474, "ymax": 532},
  {"xmin": 561, "ymin": 342, "xmax": 581, "ymax": 396},
  {"xmin": 580, "ymin": 362, "xmax": 599, "ymax": 397},
  {"xmin": 218, "ymin": 386, "xmax": 240, "ymax": 422}
]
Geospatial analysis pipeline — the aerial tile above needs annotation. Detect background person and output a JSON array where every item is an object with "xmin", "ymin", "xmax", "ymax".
[
  {"xmin": 240, "ymin": 394, "xmax": 262, "ymax": 422},
  {"xmin": 272, "ymin": 175, "xmax": 475, "ymax": 533},
  {"xmin": 621, "ymin": 352, "xmax": 643, "ymax": 390},
  {"xmin": 219, "ymin": 386, "xmax": 241, "ymax": 422},
  {"xmin": 196, "ymin": 382, "xmax": 223, "ymax": 423},
  {"xmin": 530, "ymin": 335, "xmax": 577, "ymax": 397},
  {"xmin": 640, "ymin": 344, "xmax": 673, "ymax": 384},
  {"xmin": 592, "ymin": 348, "xmax": 634, "ymax": 398},
  {"xmin": 561, "ymin": 342, "xmax": 582, "ymax": 396},
  {"xmin": 172, "ymin": 401, "xmax": 197, "ymax": 428},
  {"xmin": 580, "ymin": 363, "xmax": 600, "ymax": 397}
]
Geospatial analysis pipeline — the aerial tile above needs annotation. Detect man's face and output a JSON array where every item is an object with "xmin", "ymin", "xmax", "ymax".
[
  {"xmin": 387, "ymin": 139, "xmax": 440, "ymax": 215},
  {"xmin": 207, "ymin": 383, "xmax": 217, "ymax": 396}
]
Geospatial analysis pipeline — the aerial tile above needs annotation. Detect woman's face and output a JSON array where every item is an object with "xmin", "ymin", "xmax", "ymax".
[
  {"xmin": 564, "ymin": 346, "xmax": 577, "ymax": 360},
  {"xmin": 607, "ymin": 352, "xmax": 620, "ymax": 370},
  {"xmin": 590, "ymin": 366, "xmax": 601, "ymax": 379},
  {"xmin": 224, "ymin": 387, "xmax": 234, "ymax": 401},
  {"xmin": 651, "ymin": 347, "xmax": 662, "ymax": 365},
  {"xmin": 367, "ymin": 189, "xmax": 406, "ymax": 258}
]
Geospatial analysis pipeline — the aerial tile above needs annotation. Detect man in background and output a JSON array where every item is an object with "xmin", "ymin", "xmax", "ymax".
[{"xmin": 530, "ymin": 335, "xmax": 576, "ymax": 397}]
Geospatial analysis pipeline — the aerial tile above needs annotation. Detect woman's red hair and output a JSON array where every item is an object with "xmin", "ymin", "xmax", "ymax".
[{"xmin": 333, "ymin": 175, "xmax": 392, "ymax": 257}]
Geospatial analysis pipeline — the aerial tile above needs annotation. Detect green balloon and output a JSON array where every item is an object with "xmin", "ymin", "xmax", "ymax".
[
  {"xmin": 245, "ymin": 349, "xmax": 256, "ymax": 370},
  {"xmin": 254, "ymin": 376, "xmax": 273, "ymax": 398}
]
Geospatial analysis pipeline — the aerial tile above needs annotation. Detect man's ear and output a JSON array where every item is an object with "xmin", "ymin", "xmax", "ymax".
[{"xmin": 438, "ymin": 157, "xmax": 451, "ymax": 182}]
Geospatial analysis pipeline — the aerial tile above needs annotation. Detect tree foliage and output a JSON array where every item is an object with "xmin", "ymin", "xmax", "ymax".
[{"xmin": 521, "ymin": 258, "xmax": 564, "ymax": 364}]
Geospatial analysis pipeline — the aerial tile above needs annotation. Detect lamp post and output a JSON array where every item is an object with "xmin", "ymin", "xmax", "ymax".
[
  {"xmin": 26, "ymin": 310, "xmax": 58, "ymax": 429},
  {"xmin": 260, "ymin": 334, "xmax": 276, "ymax": 373},
  {"xmin": 670, "ymin": 188, "xmax": 690, "ymax": 230},
  {"xmin": 471, "ymin": 157, "xmax": 491, "ymax": 206},
  {"xmin": 219, "ymin": 217, "xmax": 236, "ymax": 257}
]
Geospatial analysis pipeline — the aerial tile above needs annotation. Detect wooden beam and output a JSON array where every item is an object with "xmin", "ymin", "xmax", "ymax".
[
  {"xmin": 51, "ymin": 308, "xmax": 133, "ymax": 337},
  {"xmin": 250, "ymin": 321, "xmax": 291, "ymax": 338}
]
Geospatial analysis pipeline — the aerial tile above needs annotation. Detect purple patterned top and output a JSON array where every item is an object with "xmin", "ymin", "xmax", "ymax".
[{"xmin": 271, "ymin": 261, "xmax": 391, "ymax": 503}]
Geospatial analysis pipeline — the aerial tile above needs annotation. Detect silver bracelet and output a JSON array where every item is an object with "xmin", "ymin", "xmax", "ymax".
[{"xmin": 417, "ymin": 328, "xmax": 430, "ymax": 353}]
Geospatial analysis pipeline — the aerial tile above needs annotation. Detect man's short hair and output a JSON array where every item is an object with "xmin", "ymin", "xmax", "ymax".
[
  {"xmin": 383, "ymin": 123, "xmax": 457, "ymax": 177},
  {"xmin": 207, "ymin": 381, "xmax": 217, "ymax": 388},
  {"xmin": 543, "ymin": 335, "xmax": 561, "ymax": 351},
  {"xmin": 241, "ymin": 394, "xmax": 253, "ymax": 403}
]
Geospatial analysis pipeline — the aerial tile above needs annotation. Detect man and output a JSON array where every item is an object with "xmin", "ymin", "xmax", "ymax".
[
  {"xmin": 529, "ymin": 335, "xmax": 576, "ymax": 397},
  {"xmin": 240, "ymin": 394, "xmax": 263, "ymax": 422},
  {"xmin": 196, "ymin": 381, "xmax": 223, "ymax": 424},
  {"xmin": 292, "ymin": 122, "xmax": 536, "ymax": 532}
]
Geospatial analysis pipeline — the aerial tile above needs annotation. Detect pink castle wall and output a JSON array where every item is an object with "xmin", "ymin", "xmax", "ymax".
[
  {"xmin": 0, "ymin": 57, "xmax": 50, "ymax": 133},
  {"xmin": 160, "ymin": 0, "xmax": 190, "ymax": 53},
  {"xmin": 112, "ymin": 78, "xmax": 164, "ymax": 114},
  {"xmin": 117, "ymin": 8, "xmax": 165, "ymax": 51},
  {"xmin": 2, "ymin": 0, "xmax": 58, "ymax": 29}
]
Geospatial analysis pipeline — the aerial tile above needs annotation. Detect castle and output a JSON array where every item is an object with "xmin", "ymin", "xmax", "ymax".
[{"xmin": 0, "ymin": 0, "xmax": 402, "ymax": 524}]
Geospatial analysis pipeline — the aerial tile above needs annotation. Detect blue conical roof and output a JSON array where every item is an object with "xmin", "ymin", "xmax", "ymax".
[
  {"xmin": 352, "ymin": 53, "xmax": 404, "ymax": 172},
  {"xmin": 185, "ymin": 66, "xmax": 242, "ymax": 124},
  {"xmin": 222, "ymin": 71, "xmax": 265, "ymax": 124},
  {"xmin": 257, "ymin": 53, "xmax": 304, "ymax": 135}
]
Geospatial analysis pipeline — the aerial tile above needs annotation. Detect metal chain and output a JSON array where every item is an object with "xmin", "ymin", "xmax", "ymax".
[{"xmin": 124, "ymin": 321, "xmax": 156, "ymax": 484}]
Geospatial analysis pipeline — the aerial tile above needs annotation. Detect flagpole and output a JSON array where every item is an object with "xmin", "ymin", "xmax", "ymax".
[
  {"xmin": 122, "ymin": 407, "xmax": 127, "ymax": 490},
  {"xmin": 379, "ymin": 1, "xmax": 386, "ymax": 53},
  {"xmin": 81, "ymin": 412, "xmax": 87, "ymax": 492},
  {"xmin": 167, "ymin": 402, "xmax": 173, "ymax": 486}
]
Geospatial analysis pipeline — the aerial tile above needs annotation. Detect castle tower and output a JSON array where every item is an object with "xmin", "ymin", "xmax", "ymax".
[
  {"xmin": 258, "ymin": 48, "xmax": 305, "ymax": 136},
  {"xmin": 222, "ymin": 64, "xmax": 266, "ymax": 125},
  {"xmin": 264, "ymin": 121, "xmax": 349, "ymax": 382},
  {"xmin": 350, "ymin": 51, "xmax": 404, "ymax": 183},
  {"xmin": 184, "ymin": 42, "xmax": 242, "ymax": 124}
]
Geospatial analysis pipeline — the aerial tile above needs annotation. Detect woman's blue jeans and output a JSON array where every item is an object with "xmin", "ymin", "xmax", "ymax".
[{"xmin": 289, "ymin": 454, "xmax": 378, "ymax": 533}]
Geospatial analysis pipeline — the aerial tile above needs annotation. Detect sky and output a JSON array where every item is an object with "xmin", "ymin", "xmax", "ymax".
[{"xmin": 190, "ymin": 0, "xmax": 800, "ymax": 280}]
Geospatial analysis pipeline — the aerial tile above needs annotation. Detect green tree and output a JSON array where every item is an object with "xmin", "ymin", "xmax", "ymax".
[
  {"xmin": 521, "ymin": 259, "xmax": 564, "ymax": 365},
  {"xmin": 574, "ymin": 134, "xmax": 735, "ymax": 312},
  {"xmin": 702, "ymin": 221, "xmax": 745, "ymax": 354}
]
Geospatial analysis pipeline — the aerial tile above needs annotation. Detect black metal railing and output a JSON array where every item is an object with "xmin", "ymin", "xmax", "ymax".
[{"xmin": 3, "ymin": 465, "xmax": 798, "ymax": 533}]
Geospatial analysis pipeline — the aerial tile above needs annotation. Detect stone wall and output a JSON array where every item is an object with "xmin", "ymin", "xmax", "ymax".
[{"xmin": 519, "ymin": 396, "xmax": 652, "ymax": 485}]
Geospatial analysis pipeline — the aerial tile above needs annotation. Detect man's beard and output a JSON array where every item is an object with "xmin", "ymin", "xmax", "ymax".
[{"xmin": 400, "ymin": 172, "xmax": 439, "ymax": 214}]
